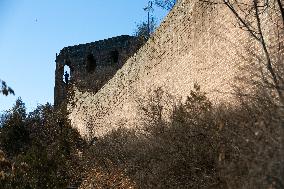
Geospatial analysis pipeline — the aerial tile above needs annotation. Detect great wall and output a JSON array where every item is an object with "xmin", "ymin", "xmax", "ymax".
[
  {"xmin": 54, "ymin": 35, "xmax": 143, "ymax": 106},
  {"xmin": 54, "ymin": 0, "xmax": 283, "ymax": 138}
]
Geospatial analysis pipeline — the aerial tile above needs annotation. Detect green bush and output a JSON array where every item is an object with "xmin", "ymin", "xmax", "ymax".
[
  {"xmin": 0, "ymin": 98, "xmax": 29, "ymax": 157},
  {"xmin": 0, "ymin": 100, "xmax": 86, "ymax": 188}
]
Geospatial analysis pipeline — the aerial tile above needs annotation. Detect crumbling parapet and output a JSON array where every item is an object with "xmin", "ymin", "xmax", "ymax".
[{"xmin": 54, "ymin": 35, "xmax": 143, "ymax": 106}]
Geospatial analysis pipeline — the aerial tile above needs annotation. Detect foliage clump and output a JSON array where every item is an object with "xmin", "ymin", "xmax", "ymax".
[
  {"xmin": 0, "ymin": 83, "xmax": 283, "ymax": 188},
  {"xmin": 0, "ymin": 80, "xmax": 14, "ymax": 96},
  {"xmin": 83, "ymin": 85, "xmax": 283, "ymax": 188},
  {"xmin": 0, "ymin": 99, "xmax": 86, "ymax": 189}
]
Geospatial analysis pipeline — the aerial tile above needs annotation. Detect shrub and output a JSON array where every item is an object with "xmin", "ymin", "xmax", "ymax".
[
  {"xmin": 0, "ymin": 101, "xmax": 87, "ymax": 188},
  {"xmin": 82, "ymin": 85, "xmax": 283, "ymax": 188},
  {"xmin": 1, "ymin": 85, "xmax": 282, "ymax": 188},
  {"xmin": 0, "ymin": 98, "xmax": 29, "ymax": 157}
]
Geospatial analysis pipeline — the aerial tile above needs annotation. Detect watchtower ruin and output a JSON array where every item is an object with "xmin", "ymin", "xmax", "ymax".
[{"xmin": 54, "ymin": 35, "xmax": 142, "ymax": 106}]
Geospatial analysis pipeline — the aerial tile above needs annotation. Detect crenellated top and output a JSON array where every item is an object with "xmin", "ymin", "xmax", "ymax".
[{"xmin": 56, "ymin": 35, "xmax": 138, "ymax": 62}]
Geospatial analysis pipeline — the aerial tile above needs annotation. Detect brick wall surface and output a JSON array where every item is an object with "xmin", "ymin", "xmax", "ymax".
[
  {"xmin": 54, "ymin": 35, "xmax": 142, "ymax": 106},
  {"xmin": 68, "ymin": 0, "xmax": 283, "ymax": 138}
]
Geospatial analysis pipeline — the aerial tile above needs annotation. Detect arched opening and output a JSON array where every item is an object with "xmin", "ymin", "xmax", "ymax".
[
  {"xmin": 86, "ymin": 54, "xmax": 96, "ymax": 73},
  {"xmin": 110, "ymin": 50, "xmax": 119, "ymax": 63},
  {"xmin": 63, "ymin": 65, "xmax": 71, "ymax": 84}
]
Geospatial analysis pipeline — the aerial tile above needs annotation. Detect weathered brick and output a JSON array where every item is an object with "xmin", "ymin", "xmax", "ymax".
[
  {"xmin": 67, "ymin": 0, "xmax": 283, "ymax": 138},
  {"xmin": 54, "ymin": 35, "xmax": 142, "ymax": 106}
]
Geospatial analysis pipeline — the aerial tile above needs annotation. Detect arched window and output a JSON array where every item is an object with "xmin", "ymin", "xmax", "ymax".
[
  {"xmin": 110, "ymin": 50, "xmax": 119, "ymax": 63},
  {"xmin": 86, "ymin": 54, "xmax": 96, "ymax": 73},
  {"xmin": 63, "ymin": 65, "xmax": 71, "ymax": 84}
]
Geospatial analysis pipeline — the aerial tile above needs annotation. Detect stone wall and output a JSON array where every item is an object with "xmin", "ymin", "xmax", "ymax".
[
  {"xmin": 68, "ymin": 0, "xmax": 283, "ymax": 138},
  {"xmin": 54, "ymin": 35, "xmax": 142, "ymax": 106}
]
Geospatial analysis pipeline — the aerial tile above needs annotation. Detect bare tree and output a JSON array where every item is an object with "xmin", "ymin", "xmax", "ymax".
[
  {"xmin": 198, "ymin": 0, "xmax": 284, "ymax": 185},
  {"xmin": 276, "ymin": 0, "xmax": 284, "ymax": 22},
  {"xmin": 216, "ymin": 0, "xmax": 284, "ymax": 185},
  {"xmin": 221, "ymin": 0, "xmax": 284, "ymax": 105},
  {"xmin": 154, "ymin": 0, "xmax": 177, "ymax": 10},
  {"xmin": 134, "ymin": 18, "xmax": 157, "ymax": 39}
]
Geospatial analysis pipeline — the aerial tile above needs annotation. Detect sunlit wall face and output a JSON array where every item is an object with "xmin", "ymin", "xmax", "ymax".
[{"xmin": 0, "ymin": 0, "xmax": 169, "ymax": 113}]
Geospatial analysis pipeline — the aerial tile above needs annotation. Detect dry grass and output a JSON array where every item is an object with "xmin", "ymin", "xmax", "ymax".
[{"xmin": 81, "ymin": 86, "xmax": 283, "ymax": 188}]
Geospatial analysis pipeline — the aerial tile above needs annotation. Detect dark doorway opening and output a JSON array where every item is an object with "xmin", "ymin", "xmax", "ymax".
[
  {"xmin": 63, "ymin": 65, "xmax": 71, "ymax": 84},
  {"xmin": 86, "ymin": 54, "xmax": 96, "ymax": 73}
]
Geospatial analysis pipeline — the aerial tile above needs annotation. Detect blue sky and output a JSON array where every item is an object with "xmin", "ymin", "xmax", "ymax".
[{"xmin": 0, "ymin": 0, "xmax": 168, "ymax": 113}]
